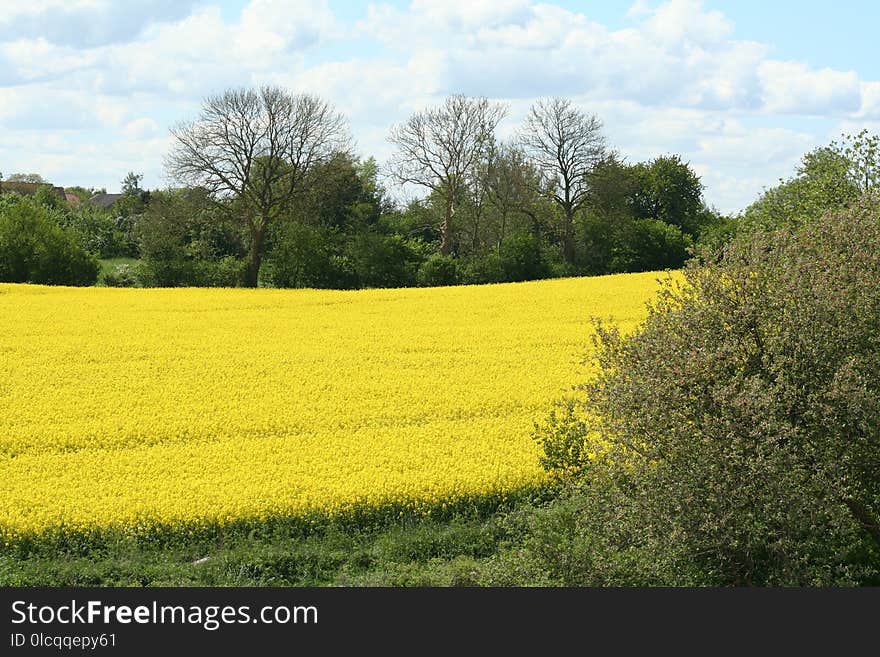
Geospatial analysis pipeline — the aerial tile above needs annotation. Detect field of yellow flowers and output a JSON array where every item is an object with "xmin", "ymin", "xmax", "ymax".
[{"xmin": 0, "ymin": 273, "xmax": 663, "ymax": 544}]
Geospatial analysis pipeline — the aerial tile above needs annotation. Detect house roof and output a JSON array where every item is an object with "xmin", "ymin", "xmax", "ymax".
[{"xmin": 88, "ymin": 193, "xmax": 125, "ymax": 208}]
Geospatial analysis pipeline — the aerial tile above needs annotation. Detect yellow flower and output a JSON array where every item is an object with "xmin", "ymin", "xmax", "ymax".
[{"xmin": 0, "ymin": 273, "xmax": 667, "ymax": 541}]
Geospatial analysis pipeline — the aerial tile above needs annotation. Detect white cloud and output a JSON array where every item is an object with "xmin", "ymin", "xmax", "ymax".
[
  {"xmin": 759, "ymin": 61, "xmax": 862, "ymax": 115},
  {"xmin": 0, "ymin": 85, "xmax": 132, "ymax": 130},
  {"xmin": 857, "ymin": 82, "xmax": 880, "ymax": 119},
  {"xmin": 0, "ymin": 1, "xmax": 202, "ymax": 48},
  {"xmin": 410, "ymin": 0, "xmax": 532, "ymax": 32},
  {"xmin": 122, "ymin": 117, "xmax": 161, "ymax": 140},
  {"xmin": 235, "ymin": 0, "xmax": 336, "ymax": 65},
  {"xmin": 641, "ymin": 0, "xmax": 731, "ymax": 48},
  {"xmin": 2, "ymin": 0, "xmax": 879, "ymax": 212}
]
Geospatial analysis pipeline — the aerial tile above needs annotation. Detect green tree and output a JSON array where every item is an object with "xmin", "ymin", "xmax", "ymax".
[
  {"xmin": 121, "ymin": 172, "xmax": 144, "ymax": 196},
  {"xmin": 262, "ymin": 223, "xmax": 340, "ymax": 289},
  {"xmin": 630, "ymin": 155, "xmax": 705, "ymax": 236},
  {"xmin": 6, "ymin": 173, "xmax": 47, "ymax": 184},
  {"xmin": 744, "ymin": 130, "xmax": 879, "ymax": 231},
  {"xmin": 578, "ymin": 154, "xmax": 699, "ymax": 274},
  {"xmin": 166, "ymin": 86, "xmax": 350, "ymax": 287},
  {"xmin": 482, "ymin": 143, "xmax": 550, "ymax": 249},
  {"xmin": 136, "ymin": 188, "xmax": 244, "ymax": 287},
  {"xmin": 0, "ymin": 197, "xmax": 98, "ymax": 286}
]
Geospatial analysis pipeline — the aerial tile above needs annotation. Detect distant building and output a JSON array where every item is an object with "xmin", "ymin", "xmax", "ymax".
[
  {"xmin": 64, "ymin": 192, "xmax": 82, "ymax": 206},
  {"xmin": 88, "ymin": 193, "xmax": 125, "ymax": 209}
]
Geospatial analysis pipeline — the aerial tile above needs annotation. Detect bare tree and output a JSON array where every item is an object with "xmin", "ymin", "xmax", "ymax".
[
  {"xmin": 166, "ymin": 86, "xmax": 350, "ymax": 287},
  {"xmin": 519, "ymin": 97, "xmax": 605, "ymax": 265},
  {"xmin": 387, "ymin": 94, "xmax": 507, "ymax": 256}
]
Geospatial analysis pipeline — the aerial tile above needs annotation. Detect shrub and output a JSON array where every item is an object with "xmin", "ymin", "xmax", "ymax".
[
  {"xmin": 135, "ymin": 257, "xmax": 196, "ymax": 287},
  {"xmin": 533, "ymin": 197, "xmax": 880, "ymax": 585},
  {"xmin": 459, "ymin": 253, "xmax": 505, "ymax": 285},
  {"xmin": 263, "ymin": 223, "xmax": 338, "ymax": 289},
  {"xmin": 60, "ymin": 206, "xmax": 138, "ymax": 259},
  {"xmin": 497, "ymin": 232, "xmax": 549, "ymax": 282},
  {"xmin": 196, "ymin": 256, "xmax": 244, "ymax": 288},
  {"xmin": 346, "ymin": 232, "xmax": 421, "ymax": 288},
  {"xmin": 608, "ymin": 218, "xmax": 691, "ymax": 273},
  {"xmin": 459, "ymin": 233, "xmax": 553, "ymax": 285},
  {"xmin": 417, "ymin": 254, "xmax": 458, "ymax": 287},
  {"xmin": 0, "ymin": 198, "xmax": 99, "ymax": 286}
]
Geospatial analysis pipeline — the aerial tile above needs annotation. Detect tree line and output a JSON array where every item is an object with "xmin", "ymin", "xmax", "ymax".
[{"xmin": 1, "ymin": 87, "xmax": 733, "ymax": 288}]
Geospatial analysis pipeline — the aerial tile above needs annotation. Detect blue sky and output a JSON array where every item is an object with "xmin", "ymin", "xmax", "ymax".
[{"xmin": 1, "ymin": 0, "xmax": 878, "ymax": 213}]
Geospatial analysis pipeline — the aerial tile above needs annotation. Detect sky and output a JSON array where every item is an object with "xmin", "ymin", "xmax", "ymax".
[{"xmin": 1, "ymin": 0, "xmax": 879, "ymax": 214}]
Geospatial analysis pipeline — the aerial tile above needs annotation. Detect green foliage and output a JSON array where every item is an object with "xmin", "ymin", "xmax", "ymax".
[
  {"xmin": 136, "ymin": 188, "xmax": 244, "ymax": 287},
  {"xmin": 458, "ymin": 232, "xmax": 554, "ymax": 284},
  {"xmin": 744, "ymin": 130, "xmax": 880, "ymax": 231},
  {"xmin": 345, "ymin": 232, "xmax": 422, "ymax": 288},
  {"xmin": 263, "ymin": 223, "xmax": 340, "ymax": 288},
  {"xmin": 65, "ymin": 186, "xmax": 105, "ymax": 203},
  {"xmin": 629, "ymin": 155, "xmax": 705, "ymax": 235},
  {"xmin": 6, "ymin": 173, "xmax": 47, "ymax": 184},
  {"xmin": 497, "ymin": 231, "xmax": 550, "ymax": 281},
  {"xmin": 0, "ymin": 196, "xmax": 98, "ymax": 286},
  {"xmin": 417, "ymin": 254, "xmax": 458, "ymax": 287},
  {"xmin": 608, "ymin": 218, "xmax": 692, "ymax": 273},
  {"xmin": 34, "ymin": 185, "xmax": 63, "ymax": 210},
  {"xmin": 59, "ymin": 205, "xmax": 138, "ymax": 258},
  {"xmin": 458, "ymin": 252, "xmax": 505, "ymax": 284},
  {"xmin": 693, "ymin": 211, "xmax": 739, "ymax": 253},
  {"xmin": 532, "ymin": 198, "xmax": 880, "ymax": 585},
  {"xmin": 121, "ymin": 171, "xmax": 144, "ymax": 196},
  {"xmin": 576, "ymin": 153, "xmax": 709, "ymax": 274}
]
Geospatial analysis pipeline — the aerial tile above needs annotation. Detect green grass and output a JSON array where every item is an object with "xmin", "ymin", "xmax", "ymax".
[
  {"xmin": 97, "ymin": 257, "xmax": 138, "ymax": 286},
  {"xmin": 0, "ymin": 503, "xmax": 538, "ymax": 587}
]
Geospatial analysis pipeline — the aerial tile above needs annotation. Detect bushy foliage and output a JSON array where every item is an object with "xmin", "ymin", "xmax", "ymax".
[
  {"xmin": 345, "ymin": 232, "xmax": 422, "ymax": 288},
  {"xmin": 136, "ymin": 188, "xmax": 244, "ymax": 287},
  {"xmin": 532, "ymin": 198, "xmax": 880, "ymax": 585},
  {"xmin": 263, "ymin": 223, "xmax": 338, "ymax": 288},
  {"xmin": 497, "ymin": 232, "xmax": 550, "ymax": 281},
  {"xmin": 417, "ymin": 254, "xmax": 458, "ymax": 287},
  {"xmin": 0, "ymin": 196, "xmax": 98, "ymax": 286},
  {"xmin": 608, "ymin": 218, "xmax": 692, "ymax": 273},
  {"xmin": 59, "ymin": 205, "xmax": 138, "ymax": 258}
]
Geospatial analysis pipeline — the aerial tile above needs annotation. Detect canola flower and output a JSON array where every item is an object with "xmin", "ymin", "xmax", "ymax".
[{"xmin": 0, "ymin": 273, "xmax": 665, "ymax": 542}]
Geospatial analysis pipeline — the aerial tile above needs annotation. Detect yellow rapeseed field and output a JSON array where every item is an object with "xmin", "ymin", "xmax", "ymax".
[{"xmin": 0, "ymin": 273, "xmax": 664, "ymax": 542}]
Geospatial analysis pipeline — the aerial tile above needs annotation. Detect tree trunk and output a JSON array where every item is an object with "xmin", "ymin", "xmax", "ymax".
[
  {"xmin": 244, "ymin": 222, "xmax": 266, "ymax": 288},
  {"xmin": 440, "ymin": 194, "xmax": 453, "ymax": 256},
  {"xmin": 498, "ymin": 209, "xmax": 508, "ymax": 251},
  {"xmin": 561, "ymin": 208, "xmax": 575, "ymax": 265}
]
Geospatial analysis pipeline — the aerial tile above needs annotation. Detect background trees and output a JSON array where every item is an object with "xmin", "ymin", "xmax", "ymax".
[
  {"xmin": 519, "ymin": 97, "xmax": 605, "ymax": 266},
  {"xmin": 166, "ymin": 86, "xmax": 350, "ymax": 287},
  {"xmin": 1, "ymin": 88, "xmax": 744, "ymax": 289},
  {"xmin": 0, "ymin": 196, "xmax": 98, "ymax": 286},
  {"xmin": 387, "ymin": 94, "xmax": 507, "ymax": 257}
]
